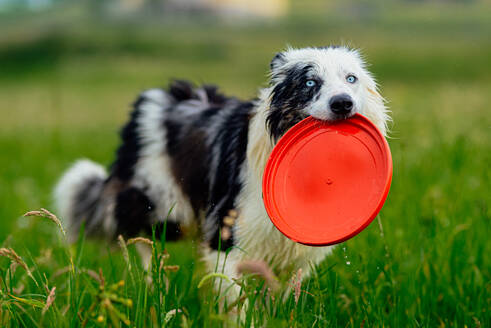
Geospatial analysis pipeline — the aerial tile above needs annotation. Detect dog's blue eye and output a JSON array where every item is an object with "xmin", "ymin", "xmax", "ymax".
[
  {"xmin": 305, "ymin": 80, "xmax": 316, "ymax": 87},
  {"xmin": 346, "ymin": 75, "xmax": 357, "ymax": 83}
]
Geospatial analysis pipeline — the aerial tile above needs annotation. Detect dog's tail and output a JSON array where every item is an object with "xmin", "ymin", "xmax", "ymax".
[{"xmin": 54, "ymin": 159, "xmax": 109, "ymax": 240}]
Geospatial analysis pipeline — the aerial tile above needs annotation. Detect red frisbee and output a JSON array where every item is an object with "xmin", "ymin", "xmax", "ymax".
[{"xmin": 262, "ymin": 114, "xmax": 392, "ymax": 246}]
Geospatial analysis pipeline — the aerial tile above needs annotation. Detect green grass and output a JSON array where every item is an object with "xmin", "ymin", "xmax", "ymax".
[{"xmin": 0, "ymin": 1, "xmax": 490, "ymax": 326}]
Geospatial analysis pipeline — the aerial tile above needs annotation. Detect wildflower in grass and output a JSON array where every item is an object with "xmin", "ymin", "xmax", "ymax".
[{"xmin": 83, "ymin": 269, "xmax": 133, "ymax": 326}]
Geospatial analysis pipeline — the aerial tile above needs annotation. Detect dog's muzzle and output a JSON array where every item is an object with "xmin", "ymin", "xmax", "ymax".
[{"xmin": 329, "ymin": 94, "xmax": 354, "ymax": 115}]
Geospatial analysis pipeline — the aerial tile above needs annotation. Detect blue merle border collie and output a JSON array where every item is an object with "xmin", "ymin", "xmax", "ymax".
[{"xmin": 55, "ymin": 46, "xmax": 389, "ymax": 299}]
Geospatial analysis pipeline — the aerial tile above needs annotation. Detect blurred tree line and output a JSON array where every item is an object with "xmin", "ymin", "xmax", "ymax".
[{"xmin": 0, "ymin": 0, "xmax": 484, "ymax": 15}]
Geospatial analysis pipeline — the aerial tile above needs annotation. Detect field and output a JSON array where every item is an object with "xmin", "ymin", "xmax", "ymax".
[{"xmin": 0, "ymin": 1, "xmax": 490, "ymax": 327}]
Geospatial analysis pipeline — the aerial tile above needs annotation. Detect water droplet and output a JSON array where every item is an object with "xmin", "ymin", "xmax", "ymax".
[{"xmin": 346, "ymin": 261, "xmax": 351, "ymax": 265}]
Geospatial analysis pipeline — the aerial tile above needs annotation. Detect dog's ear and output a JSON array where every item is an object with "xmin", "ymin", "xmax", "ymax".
[
  {"xmin": 270, "ymin": 52, "xmax": 287, "ymax": 72},
  {"xmin": 364, "ymin": 86, "xmax": 390, "ymax": 137}
]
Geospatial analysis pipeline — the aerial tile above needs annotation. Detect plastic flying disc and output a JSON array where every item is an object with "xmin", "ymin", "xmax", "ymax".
[{"xmin": 262, "ymin": 114, "xmax": 392, "ymax": 246}]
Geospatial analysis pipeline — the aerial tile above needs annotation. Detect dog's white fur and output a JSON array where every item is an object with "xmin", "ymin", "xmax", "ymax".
[
  {"xmin": 132, "ymin": 89, "xmax": 196, "ymax": 227},
  {"xmin": 205, "ymin": 47, "xmax": 389, "ymax": 301},
  {"xmin": 55, "ymin": 46, "xmax": 389, "ymax": 306},
  {"xmin": 55, "ymin": 159, "xmax": 107, "ymax": 230}
]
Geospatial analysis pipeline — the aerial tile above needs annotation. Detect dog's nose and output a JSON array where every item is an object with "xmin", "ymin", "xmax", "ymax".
[{"xmin": 329, "ymin": 94, "xmax": 353, "ymax": 114}]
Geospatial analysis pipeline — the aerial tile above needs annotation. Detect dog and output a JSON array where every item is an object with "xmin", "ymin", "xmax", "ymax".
[{"xmin": 54, "ymin": 46, "xmax": 389, "ymax": 302}]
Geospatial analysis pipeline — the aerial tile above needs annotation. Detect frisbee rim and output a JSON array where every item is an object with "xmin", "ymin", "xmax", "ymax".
[{"xmin": 262, "ymin": 113, "xmax": 393, "ymax": 246}]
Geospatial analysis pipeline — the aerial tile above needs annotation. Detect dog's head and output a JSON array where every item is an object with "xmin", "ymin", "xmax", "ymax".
[{"xmin": 266, "ymin": 46, "xmax": 389, "ymax": 140}]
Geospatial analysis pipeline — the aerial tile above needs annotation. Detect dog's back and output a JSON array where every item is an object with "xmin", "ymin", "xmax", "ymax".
[{"xmin": 55, "ymin": 80, "xmax": 253, "ymax": 248}]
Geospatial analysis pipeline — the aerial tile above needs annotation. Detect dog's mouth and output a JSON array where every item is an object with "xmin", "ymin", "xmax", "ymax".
[
  {"xmin": 311, "ymin": 110, "xmax": 356, "ymax": 123},
  {"xmin": 329, "ymin": 111, "xmax": 356, "ymax": 121},
  {"xmin": 271, "ymin": 110, "xmax": 356, "ymax": 142}
]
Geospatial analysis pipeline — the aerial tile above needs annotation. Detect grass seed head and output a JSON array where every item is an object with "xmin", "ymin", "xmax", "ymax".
[
  {"xmin": 127, "ymin": 237, "xmax": 154, "ymax": 246},
  {"xmin": 42, "ymin": 286, "xmax": 56, "ymax": 315},
  {"xmin": 81, "ymin": 268, "xmax": 102, "ymax": 283},
  {"xmin": 163, "ymin": 265, "xmax": 180, "ymax": 272},
  {"xmin": 292, "ymin": 268, "xmax": 302, "ymax": 304},
  {"xmin": 24, "ymin": 208, "xmax": 66, "ymax": 236},
  {"xmin": 117, "ymin": 235, "xmax": 131, "ymax": 270},
  {"xmin": 0, "ymin": 247, "xmax": 36, "ymax": 284}
]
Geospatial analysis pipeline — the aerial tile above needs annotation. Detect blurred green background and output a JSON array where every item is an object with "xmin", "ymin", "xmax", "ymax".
[{"xmin": 0, "ymin": 0, "xmax": 490, "ymax": 326}]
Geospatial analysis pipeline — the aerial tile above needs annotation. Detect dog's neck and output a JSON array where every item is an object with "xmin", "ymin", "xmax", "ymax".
[{"xmin": 246, "ymin": 88, "xmax": 275, "ymax": 183}]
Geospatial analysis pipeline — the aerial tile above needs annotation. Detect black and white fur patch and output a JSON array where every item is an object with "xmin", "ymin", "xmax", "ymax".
[{"xmin": 54, "ymin": 46, "xmax": 389, "ymax": 301}]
